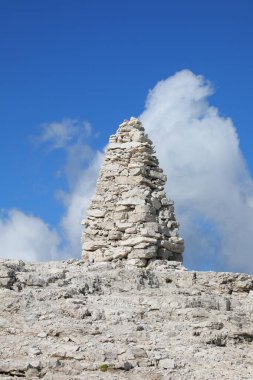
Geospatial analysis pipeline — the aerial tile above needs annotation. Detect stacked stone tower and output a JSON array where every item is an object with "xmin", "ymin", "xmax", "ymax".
[{"xmin": 81, "ymin": 117, "xmax": 184, "ymax": 266}]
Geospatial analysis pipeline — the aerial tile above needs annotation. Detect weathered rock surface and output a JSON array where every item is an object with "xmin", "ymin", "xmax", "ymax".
[
  {"xmin": 81, "ymin": 117, "xmax": 184, "ymax": 264},
  {"xmin": 1, "ymin": 258, "xmax": 253, "ymax": 379}
]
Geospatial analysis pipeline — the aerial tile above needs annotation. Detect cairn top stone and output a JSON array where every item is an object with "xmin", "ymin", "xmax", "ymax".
[{"xmin": 81, "ymin": 117, "xmax": 184, "ymax": 266}]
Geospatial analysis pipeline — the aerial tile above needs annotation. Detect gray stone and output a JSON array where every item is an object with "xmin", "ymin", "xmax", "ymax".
[
  {"xmin": 86, "ymin": 209, "xmax": 106, "ymax": 218},
  {"xmin": 128, "ymin": 246, "xmax": 157, "ymax": 259},
  {"xmin": 159, "ymin": 358, "xmax": 175, "ymax": 369},
  {"xmin": 126, "ymin": 258, "xmax": 148, "ymax": 267},
  {"xmin": 120, "ymin": 236, "xmax": 157, "ymax": 247},
  {"xmin": 83, "ymin": 241, "xmax": 106, "ymax": 251},
  {"xmin": 160, "ymin": 240, "xmax": 184, "ymax": 253},
  {"xmin": 37, "ymin": 332, "xmax": 47, "ymax": 338},
  {"xmin": 108, "ymin": 230, "xmax": 123, "ymax": 240}
]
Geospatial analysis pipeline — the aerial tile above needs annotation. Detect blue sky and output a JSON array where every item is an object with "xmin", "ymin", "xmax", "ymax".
[{"xmin": 0, "ymin": 0, "xmax": 253, "ymax": 272}]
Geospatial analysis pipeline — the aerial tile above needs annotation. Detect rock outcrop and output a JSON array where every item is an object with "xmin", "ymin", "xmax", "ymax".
[
  {"xmin": 81, "ymin": 117, "xmax": 184, "ymax": 265},
  {"xmin": 0, "ymin": 258, "xmax": 253, "ymax": 379}
]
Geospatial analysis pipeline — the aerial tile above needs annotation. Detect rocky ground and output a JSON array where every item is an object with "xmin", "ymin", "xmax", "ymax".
[{"xmin": 0, "ymin": 258, "xmax": 253, "ymax": 379}]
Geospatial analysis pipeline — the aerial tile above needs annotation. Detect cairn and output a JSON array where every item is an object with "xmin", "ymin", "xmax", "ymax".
[{"xmin": 81, "ymin": 117, "xmax": 184, "ymax": 266}]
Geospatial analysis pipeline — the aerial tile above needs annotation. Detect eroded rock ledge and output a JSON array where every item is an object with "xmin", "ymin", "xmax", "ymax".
[{"xmin": 0, "ymin": 258, "xmax": 253, "ymax": 379}]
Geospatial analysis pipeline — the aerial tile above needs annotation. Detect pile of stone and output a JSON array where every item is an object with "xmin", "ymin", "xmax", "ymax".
[{"xmin": 81, "ymin": 117, "xmax": 184, "ymax": 266}]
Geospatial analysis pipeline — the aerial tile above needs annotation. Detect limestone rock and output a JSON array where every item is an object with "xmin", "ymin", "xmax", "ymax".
[
  {"xmin": 0, "ymin": 258, "xmax": 253, "ymax": 379},
  {"xmin": 81, "ymin": 117, "xmax": 184, "ymax": 264}
]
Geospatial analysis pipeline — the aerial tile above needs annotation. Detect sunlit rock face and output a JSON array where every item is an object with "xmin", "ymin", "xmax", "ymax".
[{"xmin": 81, "ymin": 117, "xmax": 184, "ymax": 266}]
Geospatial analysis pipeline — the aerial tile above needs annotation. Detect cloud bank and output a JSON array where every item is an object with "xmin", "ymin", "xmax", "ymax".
[
  {"xmin": 1, "ymin": 70, "xmax": 252, "ymax": 273},
  {"xmin": 0, "ymin": 210, "xmax": 60, "ymax": 261}
]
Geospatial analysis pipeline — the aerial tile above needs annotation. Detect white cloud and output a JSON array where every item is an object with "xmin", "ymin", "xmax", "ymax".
[
  {"xmin": 140, "ymin": 69, "xmax": 253, "ymax": 273},
  {"xmin": 83, "ymin": 121, "xmax": 92, "ymax": 137},
  {"xmin": 39, "ymin": 118, "xmax": 92, "ymax": 150},
  {"xmin": 39, "ymin": 118, "xmax": 78, "ymax": 149},
  {"xmin": 0, "ymin": 210, "xmax": 60, "ymax": 261}
]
